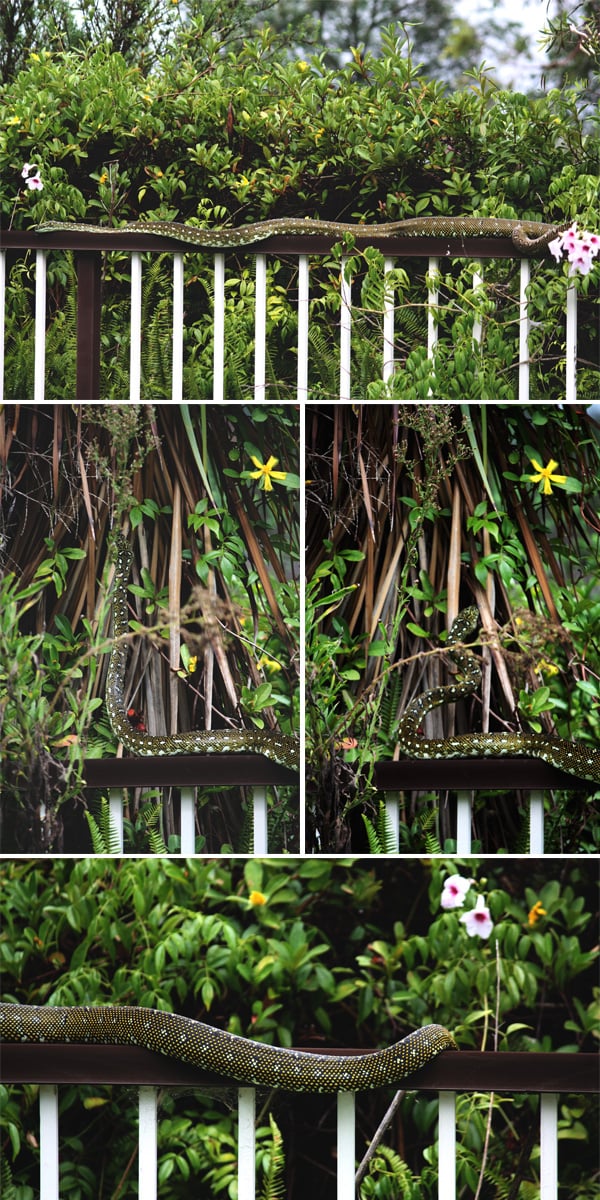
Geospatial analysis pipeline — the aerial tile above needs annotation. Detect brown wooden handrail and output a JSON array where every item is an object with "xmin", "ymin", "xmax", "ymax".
[
  {"xmin": 83, "ymin": 752, "xmax": 298, "ymax": 789},
  {"xmin": 1, "ymin": 1043, "xmax": 597, "ymax": 1093},
  {"xmin": 374, "ymin": 755, "xmax": 597, "ymax": 791}
]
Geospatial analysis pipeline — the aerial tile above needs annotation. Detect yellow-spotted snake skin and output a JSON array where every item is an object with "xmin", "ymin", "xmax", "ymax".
[
  {"xmin": 0, "ymin": 1003, "xmax": 455, "ymax": 1093},
  {"xmin": 38, "ymin": 216, "xmax": 565, "ymax": 254},
  {"xmin": 106, "ymin": 534, "xmax": 298, "ymax": 767},
  {"xmin": 397, "ymin": 607, "xmax": 600, "ymax": 782}
]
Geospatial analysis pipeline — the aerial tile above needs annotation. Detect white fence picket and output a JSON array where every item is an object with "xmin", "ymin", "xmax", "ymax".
[
  {"xmin": 0, "ymin": 237, "xmax": 587, "ymax": 400},
  {"xmin": 540, "ymin": 1093, "xmax": 558, "ymax": 1200},
  {"xmin": 213, "ymin": 252, "xmax": 226, "ymax": 401},
  {"xmin": 130, "ymin": 252, "xmax": 143, "ymax": 402},
  {"xmin": 39, "ymin": 1084, "xmax": 59, "ymax": 1200},
  {"xmin": 138, "ymin": 1086, "xmax": 158, "ymax": 1200},
  {"xmin": 106, "ymin": 783, "xmax": 267, "ymax": 854},
  {"xmin": 337, "ymin": 1091, "xmax": 356, "ymax": 1200},
  {"xmin": 29, "ymin": 1073, "xmax": 591, "ymax": 1199},
  {"xmin": 172, "ymin": 252, "xmax": 184, "ymax": 402},
  {"xmin": 34, "ymin": 249, "xmax": 47, "ymax": 402},
  {"xmin": 438, "ymin": 1091, "xmax": 456, "ymax": 1200},
  {"xmin": 238, "ymin": 1088, "xmax": 257, "ymax": 1200}
]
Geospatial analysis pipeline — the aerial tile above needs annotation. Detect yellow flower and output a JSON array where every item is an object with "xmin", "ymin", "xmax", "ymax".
[
  {"xmin": 528, "ymin": 900, "xmax": 547, "ymax": 926},
  {"xmin": 528, "ymin": 458, "xmax": 568, "ymax": 495},
  {"xmin": 537, "ymin": 659, "xmax": 559, "ymax": 676},
  {"xmin": 99, "ymin": 172, "xmax": 109, "ymax": 184},
  {"xmin": 248, "ymin": 455, "xmax": 287, "ymax": 492},
  {"xmin": 187, "ymin": 655, "xmax": 198, "ymax": 674},
  {"xmin": 258, "ymin": 654, "xmax": 282, "ymax": 673},
  {"xmin": 248, "ymin": 890, "xmax": 267, "ymax": 906},
  {"xmin": 297, "ymin": 61, "xmax": 309, "ymax": 72}
]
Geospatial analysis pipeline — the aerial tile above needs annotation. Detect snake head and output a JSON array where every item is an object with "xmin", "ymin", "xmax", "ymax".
[
  {"xmin": 109, "ymin": 532, "xmax": 133, "ymax": 567},
  {"xmin": 449, "ymin": 606, "xmax": 480, "ymax": 641}
]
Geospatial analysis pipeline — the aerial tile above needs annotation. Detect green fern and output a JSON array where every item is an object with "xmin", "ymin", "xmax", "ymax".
[
  {"xmin": 141, "ymin": 801, "xmax": 168, "ymax": 854},
  {"xmin": 378, "ymin": 670, "xmax": 404, "ymax": 741},
  {"xmin": 359, "ymin": 1143, "xmax": 416, "ymax": 1198},
  {"xmin": 85, "ymin": 797, "xmax": 121, "ymax": 854},
  {"xmin": 420, "ymin": 806, "xmax": 442, "ymax": 854},
  {"xmin": 0, "ymin": 1156, "xmax": 16, "ymax": 1200},
  {"xmin": 259, "ymin": 1114, "xmax": 285, "ymax": 1200},
  {"xmin": 362, "ymin": 800, "xmax": 397, "ymax": 853}
]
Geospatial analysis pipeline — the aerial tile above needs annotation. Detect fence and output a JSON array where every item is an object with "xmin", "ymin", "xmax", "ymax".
[
  {"xmin": 82, "ymin": 752, "xmax": 298, "ymax": 853},
  {"xmin": 2, "ymin": 1038, "xmax": 597, "ymax": 1200},
  {"xmin": 1, "ymin": 227, "xmax": 579, "ymax": 401},
  {"xmin": 374, "ymin": 756, "xmax": 598, "ymax": 854}
]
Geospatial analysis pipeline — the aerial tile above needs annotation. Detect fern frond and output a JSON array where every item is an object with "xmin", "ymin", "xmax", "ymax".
[
  {"xmin": 85, "ymin": 797, "xmax": 121, "ymax": 854},
  {"xmin": 362, "ymin": 801, "xmax": 397, "ymax": 854},
  {"xmin": 259, "ymin": 1114, "xmax": 286, "ymax": 1200}
]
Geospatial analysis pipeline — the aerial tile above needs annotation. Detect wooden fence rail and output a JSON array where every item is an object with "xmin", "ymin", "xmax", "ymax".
[
  {"xmin": 1, "ymin": 228, "xmax": 579, "ymax": 402},
  {"xmin": 2, "ymin": 1041, "xmax": 597, "ymax": 1200}
]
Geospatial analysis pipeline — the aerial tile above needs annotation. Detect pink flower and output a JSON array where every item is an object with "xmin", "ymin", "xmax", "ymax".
[
  {"xmin": 21, "ymin": 162, "xmax": 43, "ymax": 191},
  {"xmin": 459, "ymin": 894, "xmax": 494, "ymax": 939},
  {"xmin": 549, "ymin": 222, "xmax": 599, "ymax": 277},
  {"xmin": 440, "ymin": 874, "xmax": 472, "ymax": 909}
]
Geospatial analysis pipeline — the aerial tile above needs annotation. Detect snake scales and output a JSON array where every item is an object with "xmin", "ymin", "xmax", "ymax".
[
  {"xmin": 37, "ymin": 215, "xmax": 565, "ymax": 254},
  {"xmin": 397, "ymin": 607, "xmax": 600, "ymax": 783},
  {"xmin": 106, "ymin": 534, "xmax": 298, "ymax": 768},
  {"xmin": 0, "ymin": 1003, "xmax": 455, "ymax": 1093}
]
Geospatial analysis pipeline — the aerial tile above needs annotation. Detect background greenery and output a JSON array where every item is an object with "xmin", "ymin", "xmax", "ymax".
[
  {"xmin": 0, "ymin": 404, "xmax": 299, "ymax": 853},
  {"xmin": 1, "ymin": 5, "xmax": 598, "ymax": 398},
  {"xmin": 0, "ymin": 856, "xmax": 597, "ymax": 1198},
  {"xmin": 306, "ymin": 404, "xmax": 600, "ymax": 853}
]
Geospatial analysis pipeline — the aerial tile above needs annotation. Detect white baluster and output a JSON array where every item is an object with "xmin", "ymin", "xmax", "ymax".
[
  {"xmin": 337, "ymin": 1091, "xmax": 355, "ymax": 1200},
  {"xmin": 238, "ymin": 1088, "xmax": 256, "ymax": 1200},
  {"xmin": 297, "ymin": 253, "xmax": 309, "ymax": 400},
  {"xmin": 172, "ymin": 252, "xmax": 184, "ymax": 401},
  {"xmin": 138, "ymin": 1086, "xmax": 158, "ymax": 1200},
  {"xmin": 129, "ymin": 252, "xmax": 142, "ymax": 402},
  {"xmin": 39, "ymin": 1084, "xmax": 59, "ymax": 1200},
  {"xmin": 34, "ymin": 250, "xmax": 47, "ymax": 402},
  {"xmin": 213, "ymin": 252, "xmax": 225, "ymax": 401},
  {"xmin": 254, "ymin": 253, "xmax": 267, "ymax": 402},
  {"xmin": 438, "ymin": 1091, "xmax": 456, "ymax": 1200}
]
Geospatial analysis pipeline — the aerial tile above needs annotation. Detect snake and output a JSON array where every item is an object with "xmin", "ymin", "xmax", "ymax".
[
  {"xmin": 397, "ymin": 607, "xmax": 600, "ymax": 783},
  {"xmin": 0, "ymin": 1003, "xmax": 456, "ymax": 1093},
  {"xmin": 37, "ymin": 216, "xmax": 566, "ymax": 254},
  {"xmin": 106, "ymin": 534, "xmax": 298, "ymax": 768}
]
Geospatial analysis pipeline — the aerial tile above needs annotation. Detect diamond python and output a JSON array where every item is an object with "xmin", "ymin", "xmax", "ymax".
[
  {"xmin": 0, "ymin": 1003, "xmax": 455, "ymax": 1092},
  {"xmin": 397, "ymin": 607, "xmax": 600, "ymax": 783},
  {"xmin": 37, "ymin": 215, "xmax": 565, "ymax": 253},
  {"xmin": 106, "ymin": 534, "xmax": 298, "ymax": 768}
]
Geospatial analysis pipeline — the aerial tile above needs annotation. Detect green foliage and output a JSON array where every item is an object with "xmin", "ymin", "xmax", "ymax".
[
  {"xmin": 362, "ymin": 801, "xmax": 397, "ymax": 854},
  {"xmin": 306, "ymin": 404, "xmax": 600, "ymax": 853},
  {"xmin": 0, "ymin": 858, "xmax": 596, "ymax": 1197},
  {"xmin": 1, "ymin": 28, "xmax": 598, "ymax": 397},
  {"xmin": 0, "ymin": 548, "xmax": 107, "ymax": 850}
]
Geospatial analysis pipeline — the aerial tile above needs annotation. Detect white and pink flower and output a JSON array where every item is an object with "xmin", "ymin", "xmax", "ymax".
[
  {"xmin": 549, "ymin": 222, "xmax": 599, "ymax": 277},
  {"xmin": 21, "ymin": 163, "xmax": 43, "ymax": 191},
  {"xmin": 440, "ymin": 874, "xmax": 472, "ymax": 910},
  {"xmin": 459, "ymin": 893, "xmax": 494, "ymax": 940}
]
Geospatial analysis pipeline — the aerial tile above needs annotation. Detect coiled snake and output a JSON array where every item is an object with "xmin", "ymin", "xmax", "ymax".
[
  {"xmin": 0, "ymin": 1003, "xmax": 455, "ymax": 1093},
  {"xmin": 397, "ymin": 607, "xmax": 600, "ymax": 783},
  {"xmin": 106, "ymin": 534, "xmax": 298, "ymax": 768},
  {"xmin": 38, "ymin": 215, "xmax": 565, "ymax": 254}
]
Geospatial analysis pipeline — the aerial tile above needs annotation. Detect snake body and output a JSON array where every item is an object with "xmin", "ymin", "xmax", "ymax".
[
  {"xmin": 37, "ymin": 216, "xmax": 564, "ymax": 254},
  {"xmin": 106, "ymin": 535, "xmax": 298, "ymax": 768},
  {"xmin": 0, "ymin": 1003, "xmax": 455, "ymax": 1093},
  {"xmin": 398, "ymin": 607, "xmax": 600, "ymax": 783}
]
